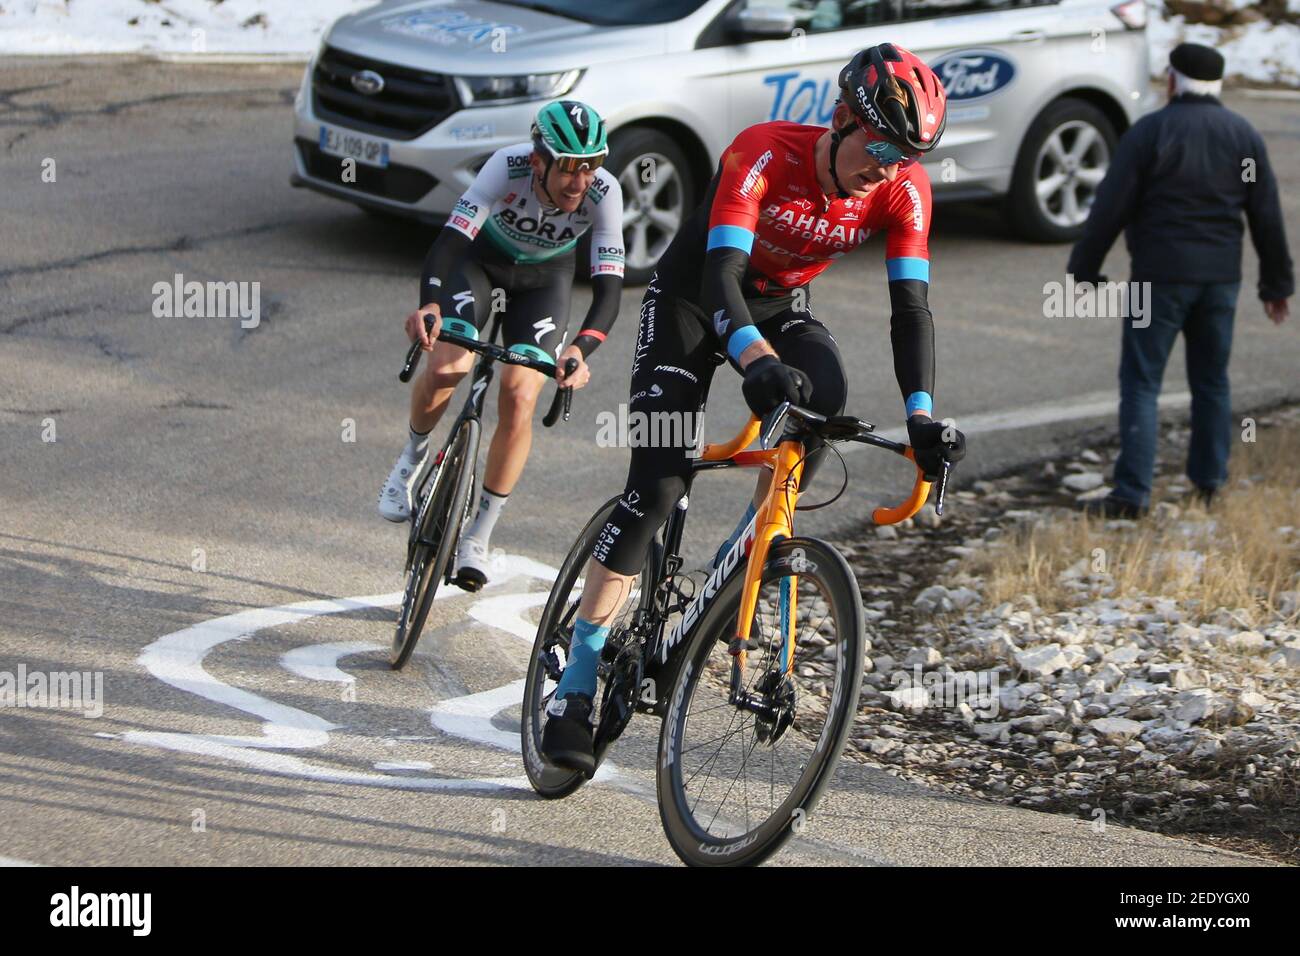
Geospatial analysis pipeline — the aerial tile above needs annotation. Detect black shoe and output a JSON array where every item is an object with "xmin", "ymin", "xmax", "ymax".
[
  {"xmin": 1190, "ymin": 484, "xmax": 1218, "ymax": 508},
  {"xmin": 541, "ymin": 693, "xmax": 596, "ymax": 778},
  {"xmin": 1081, "ymin": 494, "xmax": 1147, "ymax": 520}
]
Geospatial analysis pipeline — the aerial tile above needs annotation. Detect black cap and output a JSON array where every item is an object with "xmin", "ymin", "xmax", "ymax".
[{"xmin": 1169, "ymin": 42, "xmax": 1225, "ymax": 82}]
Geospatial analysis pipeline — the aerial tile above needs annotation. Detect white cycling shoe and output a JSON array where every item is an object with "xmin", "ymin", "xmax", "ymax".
[
  {"xmin": 452, "ymin": 537, "xmax": 491, "ymax": 592},
  {"xmin": 377, "ymin": 450, "xmax": 427, "ymax": 522}
]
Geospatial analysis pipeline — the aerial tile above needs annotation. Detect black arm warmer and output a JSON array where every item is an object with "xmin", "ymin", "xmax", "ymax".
[
  {"xmin": 571, "ymin": 274, "xmax": 623, "ymax": 358},
  {"xmin": 418, "ymin": 227, "xmax": 474, "ymax": 307},
  {"xmin": 888, "ymin": 278, "xmax": 935, "ymax": 402},
  {"xmin": 701, "ymin": 246, "xmax": 759, "ymax": 356}
]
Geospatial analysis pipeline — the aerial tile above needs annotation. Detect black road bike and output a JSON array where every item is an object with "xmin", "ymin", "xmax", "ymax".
[{"xmin": 390, "ymin": 315, "xmax": 577, "ymax": 669}]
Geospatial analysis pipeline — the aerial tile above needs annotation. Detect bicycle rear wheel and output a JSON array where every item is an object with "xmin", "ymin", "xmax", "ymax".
[
  {"xmin": 520, "ymin": 496, "xmax": 657, "ymax": 798},
  {"xmin": 391, "ymin": 419, "xmax": 478, "ymax": 669},
  {"xmin": 657, "ymin": 537, "xmax": 864, "ymax": 866}
]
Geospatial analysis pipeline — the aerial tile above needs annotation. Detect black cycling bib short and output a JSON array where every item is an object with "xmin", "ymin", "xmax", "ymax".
[
  {"xmin": 591, "ymin": 274, "xmax": 847, "ymax": 575},
  {"xmin": 433, "ymin": 238, "xmax": 573, "ymax": 363}
]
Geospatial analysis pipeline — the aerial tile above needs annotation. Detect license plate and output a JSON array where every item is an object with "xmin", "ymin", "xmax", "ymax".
[{"xmin": 318, "ymin": 124, "xmax": 390, "ymax": 169}]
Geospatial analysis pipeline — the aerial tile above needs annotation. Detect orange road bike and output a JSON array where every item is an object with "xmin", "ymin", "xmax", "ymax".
[{"xmin": 521, "ymin": 400, "xmax": 951, "ymax": 865}]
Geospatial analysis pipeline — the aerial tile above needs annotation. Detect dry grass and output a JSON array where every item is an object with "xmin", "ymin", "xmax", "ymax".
[{"xmin": 967, "ymin": 422, "xmax": 1300, "ymax": 627}]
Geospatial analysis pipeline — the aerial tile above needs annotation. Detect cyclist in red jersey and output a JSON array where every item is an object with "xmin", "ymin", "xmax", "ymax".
[{"xmin": 541, "ymin": 45, "xmax": 968, "ymax": 776}]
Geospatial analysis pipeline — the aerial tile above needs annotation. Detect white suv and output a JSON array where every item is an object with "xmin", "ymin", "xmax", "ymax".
[{"xmin": 291, "ymin": 0, "xmax": 1154, "ymax": 282}]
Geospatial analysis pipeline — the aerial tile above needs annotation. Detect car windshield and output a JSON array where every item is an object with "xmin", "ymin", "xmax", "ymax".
[{"xmin": 491, "ymin": 0, "xmax": 712, "ymax": 26}]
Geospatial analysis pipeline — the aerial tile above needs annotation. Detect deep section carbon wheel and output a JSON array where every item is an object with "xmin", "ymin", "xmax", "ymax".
[{"xmin": 657, "ymin": 537, "xmax": 864, "ymax": 866}]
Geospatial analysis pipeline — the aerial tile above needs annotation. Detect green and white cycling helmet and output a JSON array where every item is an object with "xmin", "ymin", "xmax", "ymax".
[{"xmin": 531, "ymin": 100, "xmax": 608, "ymax": 174}]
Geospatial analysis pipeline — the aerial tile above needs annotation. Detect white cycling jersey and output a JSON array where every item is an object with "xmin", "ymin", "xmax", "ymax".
[{"xmin": 446, "ymin": 142, "xmax": 625, "ymax": 279}]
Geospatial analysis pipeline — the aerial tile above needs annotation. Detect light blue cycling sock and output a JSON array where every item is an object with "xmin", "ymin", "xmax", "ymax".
[
  {"xmin": 712, "ymin": 501, "xmax": 758, "ymax": 569},
  {"xmin": 554, "ymin": 618, "xmax": 609, "ymax": 700}
]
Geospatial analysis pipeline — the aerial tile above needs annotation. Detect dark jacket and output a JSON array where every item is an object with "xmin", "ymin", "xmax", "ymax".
[{"xmin": 1068, "ymin": 94, "xmax": 1293, "ymax": 301}]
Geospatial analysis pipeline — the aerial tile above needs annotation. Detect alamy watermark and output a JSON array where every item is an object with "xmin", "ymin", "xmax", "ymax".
[
  {"xmin": 1043, "ymin": 275, "xmax": 1151, "ymax": 328},
  {"xmin": 152, "ymin": 272, "xmax": 260, "ymax": 329},
  {"xmin": 888, "ymin": 664, "xmax": 1000, "ymax": 717},
  {"xmin": 595, "ymin": 404, "xmax": 703, "ymax": 455},
  {"xmin": 1, "ymin": 665, "xmax": 103, "ymax": 718}
]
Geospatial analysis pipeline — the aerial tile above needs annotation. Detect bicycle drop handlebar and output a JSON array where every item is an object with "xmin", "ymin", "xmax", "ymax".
[
  {"xmin": 700, "ymin": 402, "xmax": 952, "ymax": 524},
  {"xmin": 398, "ymin": 318, "xmax": 578, "ymax": 427}
]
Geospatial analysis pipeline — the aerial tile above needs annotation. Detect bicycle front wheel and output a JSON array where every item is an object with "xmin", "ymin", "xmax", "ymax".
[
  {"xmin": 391, "ymin": 419, "xmax": 478, "ymax": 669},
  {"xmin": 657, "ymin": 537, "xmax": 864, "ymax": 866}
]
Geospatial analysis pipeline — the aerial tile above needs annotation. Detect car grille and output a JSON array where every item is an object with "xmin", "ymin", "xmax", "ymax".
[{"xmin": 312, "ymin": 46, "xmax": 460, "ymax": 141}]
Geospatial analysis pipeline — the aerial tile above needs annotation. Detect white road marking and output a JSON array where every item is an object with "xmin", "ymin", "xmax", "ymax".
[
  {"xmin": 430, "ymin": 680, "xmax": 526, "ymax": 754},
  {"xmin": 282, "ymin": 640, "xmax": 379, "ymax": 683},
  {"xmin": 374, "ymin": 761, "xmax": 434, "ymax": 772},
  {"xmin": 121, "ymin": 553, "xmax": 626, "ymax": 792},
  {"xmin": 0, "ymin": 855, "xmax": 42, "ymax": 867}
]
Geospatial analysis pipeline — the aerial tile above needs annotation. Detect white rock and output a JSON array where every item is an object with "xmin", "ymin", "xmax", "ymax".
[
  {"xmin": 1089, "ymin": 717, "xmax": 1144, "ymax": 743},
  {"xmin": 1227, "ymin": 631, "xmax": 1270, "ymax": 652},
  {"xmin": 869, "ymin": 738, "xmax": 902, "ymax": 756},
  {"xmin": 957, "ymin": 702, "xmax": 976, "ymax": 727},
  {"xmin": 1015, "ymin": 643, "xmax": 1071, "ymax": 677},
  {"xmin": 913, "ymin": 584, "xmax": 952, "ymax": 613},
  {"xmin": 1059, "ymin": 645, "xmax": 1088, "ymax": 669},
  {"xmin": 903, "ymin": 646, "xmax": 943, "ymax": 669},
  {"xmin": 972, "ymin": 721, "xmax": 1011, "ymax": 744},
  {"xmin": 1174, "ymin": 689, "xmax": 1218, "ymax": 724},
  {"xmin": 1268, "ymin": 647, "xmax": 1300, "ymax": 668},
  {"xmin": 1240, "ymin": 691, "xmax": 1271, "ymax": 711},
  {"xmin": 875, "ymin": 525, "xmax": 899, "ymax": 540},
  {"xmin": 1011, "ymin": 714, "xmax": 1058, "ymax": 734},
  {"xmin": 883, "ymin": 687, "xmax": 928, "ymax": 712},
  {"xmin": 1093, "ymin": 662, "xmax": 1126, "ymax": 691},
  {"xmin": 1063, "ymin": 472, "xmax": 1104, "ymax": 492},
  {"xmin": 1105, "ymin": 644, "xmax": 1142, "ymax": 665}
]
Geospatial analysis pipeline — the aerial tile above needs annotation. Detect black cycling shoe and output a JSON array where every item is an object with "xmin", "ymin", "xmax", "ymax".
[{"xmin": 541, "ymin": 693, "xmax": 596, "ymax": 778}]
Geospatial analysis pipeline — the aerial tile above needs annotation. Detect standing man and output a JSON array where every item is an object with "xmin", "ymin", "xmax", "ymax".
[{"xmin": 1068, "ymin": 43, "xmax": 1292, "ymax": 518}]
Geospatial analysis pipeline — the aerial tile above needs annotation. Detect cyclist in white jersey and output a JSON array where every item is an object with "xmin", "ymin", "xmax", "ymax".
[{"xmin": 379, "ymin": 101, "xmax": 626, "ymax": 590}]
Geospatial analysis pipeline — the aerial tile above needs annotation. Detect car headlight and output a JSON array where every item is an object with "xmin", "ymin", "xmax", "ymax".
[{"xmin": 453, "ymin": 69, "xmax": 582, "ymax": 107}]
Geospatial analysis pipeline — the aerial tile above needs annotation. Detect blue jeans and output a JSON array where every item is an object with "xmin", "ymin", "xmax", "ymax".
[{"xmin": 1112, "ymin": 281, "xmax": 1240, "ymax": 507}]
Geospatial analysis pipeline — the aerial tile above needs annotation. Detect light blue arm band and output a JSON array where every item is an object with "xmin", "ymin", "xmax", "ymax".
[
  {"xmin": 906, "ymin": 391, "xmax": 933, "ymax": 417},
  {"xmin": 887, "ymin": 257, "xmax": 930, "ymax": 282},
  {"xmin": 727, "ymin": 326, "xmax": 764, "ymax": 363},
  {"xmin": 707, "ymin": 225, "xmax": 755, "ymax": 254}
]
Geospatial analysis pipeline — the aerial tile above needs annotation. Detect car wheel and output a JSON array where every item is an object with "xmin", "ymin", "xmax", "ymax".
[
  {"xmin": 1008, "ymin": 98, "xmax": 1117, "ymax": 243},
  {"xmin": 605, "ymin": 127, "xmax": 694, "ymax": 285}
]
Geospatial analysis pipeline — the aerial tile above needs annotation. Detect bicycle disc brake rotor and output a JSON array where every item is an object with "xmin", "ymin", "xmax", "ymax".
[{"xmin": 752, "ymin": 669, "xmax": 797, "ymax": 745}]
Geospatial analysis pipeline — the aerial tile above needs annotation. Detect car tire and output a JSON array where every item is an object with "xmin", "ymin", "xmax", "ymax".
[
  {"xmin": 594, "ymin": 126, "xmax": 695, "ymax": 286},
  {"xmin": 1007, "ymin": 97, "xmax": 1117, "ymax": 243}
]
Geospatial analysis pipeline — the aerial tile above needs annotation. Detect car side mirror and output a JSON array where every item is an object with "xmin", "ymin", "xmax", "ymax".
[{"xmin": 727, "ymin": 5, "xmax": 798, "ymax": 40}]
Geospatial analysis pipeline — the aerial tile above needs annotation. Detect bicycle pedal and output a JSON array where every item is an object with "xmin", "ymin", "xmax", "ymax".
[{"xmin": 452, "ymin": 569, "xmax": 486, "ymax": 592}]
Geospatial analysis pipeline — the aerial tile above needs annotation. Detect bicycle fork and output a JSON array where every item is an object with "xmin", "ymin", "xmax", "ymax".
[{"xmin": 728, "ymin": 439, "xmax": 805, "ymax": 711}]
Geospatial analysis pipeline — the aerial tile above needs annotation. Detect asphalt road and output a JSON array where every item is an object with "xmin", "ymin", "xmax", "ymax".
[{"xmin": 1, "ymin": 57, "xmax": 1296, "ymax": 866}]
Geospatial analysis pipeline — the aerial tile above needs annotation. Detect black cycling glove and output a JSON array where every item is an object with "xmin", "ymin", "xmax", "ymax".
[
  {"xmin": 907, "ymin": 414, "xmax": 966, "ymax": 479},
  {"xmin": 742, "ymin": 356, "xmax": 812, "ymax": 417}
]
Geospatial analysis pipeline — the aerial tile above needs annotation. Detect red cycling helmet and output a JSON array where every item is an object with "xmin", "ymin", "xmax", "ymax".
[{"xmin": 837, "ymin": 43, "xmax": 947, "ymax": 154}]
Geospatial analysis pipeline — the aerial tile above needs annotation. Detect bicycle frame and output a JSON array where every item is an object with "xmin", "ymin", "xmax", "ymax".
[
  {"xmin": 407, "ymin": 324, "xmax": 498, "ymax": 544},
  {"xmin": 642, "ymin": 409, "xmax": 933, "ymax": 699}
]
